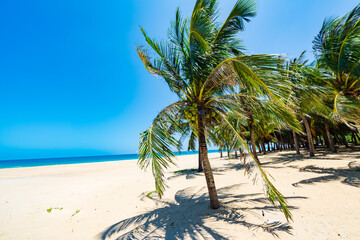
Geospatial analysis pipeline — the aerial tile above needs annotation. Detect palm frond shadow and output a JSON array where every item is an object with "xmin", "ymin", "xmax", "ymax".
[
  {"xmin": 168, "ymin": 161, "xmax": 245, "ymax": 181},
  {"xmin": 291, "ymin": 163, "xmax": 360, "ymax": 188},
  {"xmin": 168, "ymin": 169, "xmax": 224, "ymax": 180},
  {"xmin": 262, "ymin": 146, "xmax": 360, "ymax": 167},
  {"xmin": 96, "ymin": 184, "xmax": 304, "ymax": 240}
]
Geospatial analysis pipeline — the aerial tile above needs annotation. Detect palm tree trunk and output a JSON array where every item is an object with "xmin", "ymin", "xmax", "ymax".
[
  {"xmin": 352, "ymin": 132, "xmax": 358, "ymax": 145},
  {"xmin": 260, "ymin": 139, "xmax": 266, "ymax": 155},
  {"xmin": 250, "ymin": 116, "xmax": 259, "ymax": 162},
  {"xmin": 355, "ymin": 131, "xmax": 360, "ymax": 143},
  {"xmin": 272, "ymin": 133, "xmax": 280, "ymax": 151},
  {"xmin": 301, "ymin": 115, "xmax": 315, "ymax": 157},
  {"xmin": 234, "ymin": 150, "xmax": 238, "ymax": 158},
  {"xmin": 279, "ymin": 133, "xmax": 284, "ymax": 150},
  {"xmin": 292, "ymin": 130, "xmax": 300, "ymax": 155},
  {"xmin": 198, "ymin": 147, "xmax": 203, "ymax": 172},
  {"xmin": 197, "ymin": 110, "xmax": 219, "ymax": 209},
  {"xmin": 325, "ymin": 122, "xmax": 336, "ymax": 153},
  {"xmin": 340, "ymin": 132, "xmax": 349, "ymax": 148},
  {"xmin": 219, "ymin": 147, "xmax": 223, "ymax": 158},
  {"xmin": 333, "ymin": 134, "xmax": 340, "ymax": 145},
  {"xmin": 257, "ymin": 142, "xmax": 262, "ymax": 153}
]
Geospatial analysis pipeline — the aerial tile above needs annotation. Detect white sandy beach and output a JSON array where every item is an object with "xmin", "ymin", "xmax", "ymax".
[{"xmin": 1, "ymin": 147, "xmax": 360, "ymax": 240}]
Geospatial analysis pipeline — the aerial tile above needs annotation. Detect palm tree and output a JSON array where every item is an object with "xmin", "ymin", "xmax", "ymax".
[
  {"xmin": 137, "ymin": 0, "xmax": 294, "ymax": 220},
  {"xmin": 313, "ymin": 4, "xmax": 360, "ymax": 131},
  {"xmin": 286, "ymin": 52, "xmax": 333, "ymax": 157}
]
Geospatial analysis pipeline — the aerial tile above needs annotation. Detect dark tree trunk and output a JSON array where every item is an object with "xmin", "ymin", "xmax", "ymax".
[
  {"xmin": 197, "ymin": 109, "xmax": 219, "ymax": 209},
  {"xmin": 333, "ymin": 134, "xmax": 340, "ymax": 145},
  {"xmin": 267, "ymin": 142, "xmax": 271, "ymax": 152},
  {"xmin": 355, "ymin": 131, "xmax": 360, "ymax": 143},
  {"xmin": 260, "ymin": 139, "xmax": 266, "ymax": 155},
  {"xmin": 292, "ymin": 130, "xmax": 300, "ymax": 155},
  {"xmin": 301, "ymin": 115, "xmax": 315, "ymax": 157},
  {"xmin": 250, "ymin": 116, "xmax": 259, "ymax": 162},
  {"xmin": 352, "ymin": 132, "xmax": 358, "ymax": 145},
  {"xmin": 279, "ymin": 133, "xmax": 284, "ymax": 151},
  {"xmin": 325, "ymin": 122, "xmax": 336, "ymax": 153},
  {"xmin": 340, "ymin": 132, "xmax": 349, "ymax": 148},
  {"xmin": 220, "ymin": 147, "xmax": 223, "ymax": 158},
  {"xmin": 234, "ymin": 150, "xmax": 238, "ymax": 159},
  {"xmin": 356, "ymin": 131, "xmax": 360, "ymax": 140},
  {"xmin": 324, "ymin": 133, "xmax": 329, "ymax": 147},
  {"xmin": 273, "ymin": 133, "xmax": 280, "ymax": 151},
  {"xmin": 257, "ymin": 142, "xmax": 262, "ymax": 153},
  {"xmin": 198, "ymin": 146, "xmax": 203, "ymax": 172}
]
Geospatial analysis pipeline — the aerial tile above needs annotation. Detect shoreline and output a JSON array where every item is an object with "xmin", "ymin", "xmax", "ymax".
[
  {"xmin": 1, "ymin": 149, "xmax": 359, "ymax": 239},
  {"xmin": 0, "ymin": 150, "xmax": 223, "ymax": 170}
]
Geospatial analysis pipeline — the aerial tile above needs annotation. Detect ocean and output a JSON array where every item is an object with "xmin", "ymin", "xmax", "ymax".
[{"xmin": 0, "ymin": 150, "xmax": 221, "ymax": 169}]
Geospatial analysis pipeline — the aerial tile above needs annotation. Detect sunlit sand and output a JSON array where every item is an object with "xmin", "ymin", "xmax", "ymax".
[{"xmin": 1, "ymin": 147, "xmax": 359, "ymax": 239}]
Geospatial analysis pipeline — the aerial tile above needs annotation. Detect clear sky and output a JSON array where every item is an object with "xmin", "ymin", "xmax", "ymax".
[{"xmin": 0, "ymin": 0, "xmax": 358, "ymax": 160}]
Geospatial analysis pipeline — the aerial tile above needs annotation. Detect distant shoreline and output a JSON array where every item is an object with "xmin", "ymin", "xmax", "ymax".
[{"xmin": 0, "ymin": 150, "xmax": 221, "ymax": 169}]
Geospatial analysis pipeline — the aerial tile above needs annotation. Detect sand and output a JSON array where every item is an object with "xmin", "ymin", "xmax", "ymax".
[{"xmin": 0, "ymin": 146, "xmax": 360, "ymax": 240}]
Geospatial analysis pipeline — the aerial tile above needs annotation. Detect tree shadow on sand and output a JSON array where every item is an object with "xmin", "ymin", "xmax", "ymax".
[
  {"xmin": 96, "ymin": 184, "xmax": 306, "ymax": 240},
  {"xmin": 260, "ymin": 146, "xmax": 360, "ymax": 167},
  {"xmin": 168, "ymin": 169, "xmax": 224, "ymax": 180},
  {"xmin": 292, "ymin": 161, "xmax": 360, "ymax": 188}
]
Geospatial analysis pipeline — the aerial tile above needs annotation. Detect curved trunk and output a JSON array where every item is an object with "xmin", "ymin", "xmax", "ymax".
[
  {"xmin": 301, "ymin": 115, "xmax": 315, "ymax": 157},
  {"xmin": 197, "ymin": 110, "xmax": 219, "ymax": 209},
  {"xmin": 325, "ymin": 122, "xmax": 336, "ymax": 153},
  {"xmin": 250, "ymin": 116, "xmax": 259, "ymax": 162},
  {"xmin": 292, "ymin": 130, "xmax": 300, "ymax": 155}
]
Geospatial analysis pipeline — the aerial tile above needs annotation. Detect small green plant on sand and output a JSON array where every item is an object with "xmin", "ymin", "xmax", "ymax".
[
  {"xmin": 146, "ymin": 191, "xmax": 157, "ymax": 200},
  {"xmin": 71, "ymin": 209, "xmax": 80, "ymax": 217},
  {"xmin": 46, "ymin": 207, "xmax": 63, "ymax": 213}
]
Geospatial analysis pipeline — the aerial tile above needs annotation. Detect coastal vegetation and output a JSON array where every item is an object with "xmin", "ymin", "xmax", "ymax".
[{"xmin": 137, "ymin": 0, "xmax": 360, "ymax": 221}]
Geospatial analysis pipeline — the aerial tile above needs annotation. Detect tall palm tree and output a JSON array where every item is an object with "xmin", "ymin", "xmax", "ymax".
[
  {"xmin": 313, "ymin": 4, "xmax": 360, "ymax": 131},
  {"xmin": 137, "ymin": 0, "xmax": 294, "ymax": 220}
]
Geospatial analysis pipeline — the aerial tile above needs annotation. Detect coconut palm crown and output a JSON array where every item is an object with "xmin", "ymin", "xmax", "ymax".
[
  {"xmin": 313, "ymin": 4, "xmax": 360, "ymax": 129},
  {"xmin": 137, "ymin": 0, "xmax": 296, "ymax": 221}
]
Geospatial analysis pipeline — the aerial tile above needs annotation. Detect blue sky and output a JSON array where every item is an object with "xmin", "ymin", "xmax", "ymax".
[{"xmin": 0, "ymin": 0, "xmax": 358, "ymax": 160}]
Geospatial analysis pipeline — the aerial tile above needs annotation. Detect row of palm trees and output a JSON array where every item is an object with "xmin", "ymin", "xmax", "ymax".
[{"xmin": 136, "ymin": 0, "xmax": 360, "ymax": 221}]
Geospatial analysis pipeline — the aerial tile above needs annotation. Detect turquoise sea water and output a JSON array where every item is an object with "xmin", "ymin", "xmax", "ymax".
[{"xmin": 0, "ymin": 150, "xmax": 221, "ymax": 169}]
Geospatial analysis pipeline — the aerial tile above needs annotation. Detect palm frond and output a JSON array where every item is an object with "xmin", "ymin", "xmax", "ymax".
[
  {"xmin": 215, "ymin": 0, "xmax": 256, "ymax": 44},
  {"xmin": 218, "ymin": 112, "xmax": 293, "ymax": 222},
  {"xmin": 138, "ymin": 102, "xmax": 184, "ymax": 198}
]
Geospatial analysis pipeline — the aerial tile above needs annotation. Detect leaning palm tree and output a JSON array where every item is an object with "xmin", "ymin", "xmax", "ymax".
[
  {"xmin": 313, "ymin": 4, "xmax": 360, "ymax": 131},
  {"xmin": 137, "ymin": 0, "xmax": 294, "ymax": 220}
]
